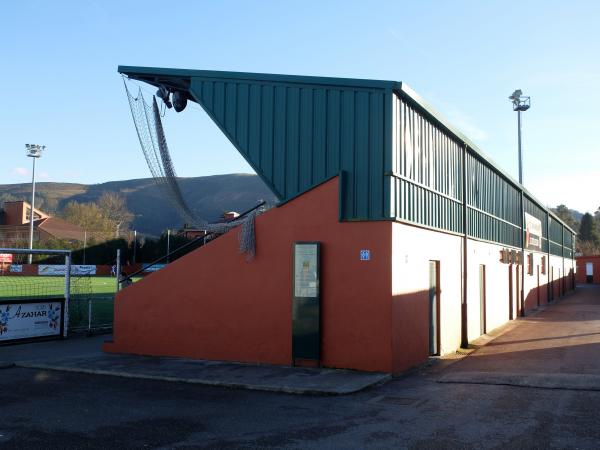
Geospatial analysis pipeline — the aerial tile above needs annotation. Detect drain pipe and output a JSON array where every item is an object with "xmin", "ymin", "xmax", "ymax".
[
  {"xmin": 520, "ymin": 189, "xmax": 526, "ymax": 316},
  {"xmin": 461, "ymin": 143, "xmax": 469, "ymax": 348},
  {"xmin": 547, "ymin": 215, "xmax": 551, "ymax": 302}
]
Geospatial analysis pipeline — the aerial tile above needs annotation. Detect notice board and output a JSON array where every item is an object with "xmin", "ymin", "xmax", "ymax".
[{"xmin": 292, "ymin": 242, "xmax": 320, "ymax": 362}]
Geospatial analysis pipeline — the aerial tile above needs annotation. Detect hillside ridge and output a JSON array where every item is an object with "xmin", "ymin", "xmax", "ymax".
[{"xmin": 0, "ymin": 174, "xmax": 277, "ymax": 236}]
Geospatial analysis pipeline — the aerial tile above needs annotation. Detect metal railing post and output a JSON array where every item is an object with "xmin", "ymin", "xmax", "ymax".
[
  {"xmin": 64, "ymin": 253, "xmax": 71, "ymax": 338},
  {"xmin": 116, "ymin": 249, "xmax": 121, "ymax": 292},
  {"xmin": 87, "ymin": 298, "xmax": 92, "ymax": 333}
]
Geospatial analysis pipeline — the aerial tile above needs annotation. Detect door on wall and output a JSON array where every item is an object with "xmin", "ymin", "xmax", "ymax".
[
  {"xmin": 587, "ymin": 262, "xmax": 593, "ymax": 283},
  {"xmin": 508, "ymin": 265, "xmax": 514, "ymax": 320},
  {"xmin": 537, "ymin": 265, "xmax": 541, "ymax": 307},
  {"xmin": 479, "ymin": 265, "xmax": 486, "ymax": 335},
  {"xmin": 292, "ymin": 242, "xmax": 321, "ymax": 365},
  {"xmin": 516, "ymin": 265, "xmax": 521, "ymax": 316},
  {"xmin": 429, "ymin": 260, "xmax": 441, "ymax": 356},
  {"xmin": 550, "ymin": 267, "xmax": 554, "ymax": 301}
]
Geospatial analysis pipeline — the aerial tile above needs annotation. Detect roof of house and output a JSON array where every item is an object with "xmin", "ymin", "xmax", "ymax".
[{"xmin": 37, "ymin": 217, "xmax": 85, "ymax": 241}]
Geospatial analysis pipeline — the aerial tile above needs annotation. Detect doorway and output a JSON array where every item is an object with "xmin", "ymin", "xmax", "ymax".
[
  {"xmin": 508, "ymin": 264, "xmax": 513, "ymax": 320},
  {"xmin": 587, "ymin": 262, "xmax": 593, "ymax": 283},
  {"xmin": 550, "ymin": 267, "xmax": 554, "ymax": 301},
  {"xmin": 479, "ymin": 264, "xmax": 486, "ymax": 335},
  {"xmin": 537, "ymin": 264, "xmax": 541, "ymax": 306},
  {"xmin": 428, "ymin": 260, "xmax": 440, "ymax": 356}
]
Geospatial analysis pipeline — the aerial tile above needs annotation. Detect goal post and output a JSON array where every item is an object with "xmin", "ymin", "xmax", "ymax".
[{"xmin": 0, "ymin": 247, "xmax": 71, "ymax": 342}]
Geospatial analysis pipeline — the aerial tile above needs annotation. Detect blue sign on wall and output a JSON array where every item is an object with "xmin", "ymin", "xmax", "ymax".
[{"xmin": 360, "ymin": 250, "xmax": 371, "ymax": 261}]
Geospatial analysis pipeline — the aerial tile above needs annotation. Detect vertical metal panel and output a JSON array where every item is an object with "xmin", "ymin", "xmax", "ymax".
[
  {"xmin": 549, "ymin": 216, "xmax": 566, "ymax": 257},
  {"xmin": 190, "ymin": 77, "xmax": 388, "ymax": 220},
  {"xmin": 390, "ymin": 94, "xmax": 463, "ymax": 234}
]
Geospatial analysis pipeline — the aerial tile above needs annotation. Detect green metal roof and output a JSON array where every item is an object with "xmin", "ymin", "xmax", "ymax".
[{"xmin": 119, "ymin": 65, "xmax": 577, "ymax": 235}]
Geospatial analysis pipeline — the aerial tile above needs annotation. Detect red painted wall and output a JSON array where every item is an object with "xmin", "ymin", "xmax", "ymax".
[
  {"xmin": 576, "ymin": 256, "xmax": 600, "ymax": 284},
  {"xmin": 106, "ymin": 178, "xmax": 394, "ymax": 373}
]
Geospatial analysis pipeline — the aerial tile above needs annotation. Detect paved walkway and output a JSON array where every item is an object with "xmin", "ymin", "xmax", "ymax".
[
  {"xmin": 1, "ymin": 335, "xmax": 389, "ymax": 395},
  {"xmin": 3, "ymin": 285, "xmax": 600, "ymax": 396},
  {"xmin": 439, "ymin": 284, "xmax": 600, "ymax": 390}
]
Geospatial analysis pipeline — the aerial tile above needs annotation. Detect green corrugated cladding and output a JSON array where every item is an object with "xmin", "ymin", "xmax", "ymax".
[
  {"xmin": 118, "ymin": 66, "xmax": 576, "ymax": 256},
  {"xmin": 188, "ymin": 77, "xmax": 389, "ymax": 220}
]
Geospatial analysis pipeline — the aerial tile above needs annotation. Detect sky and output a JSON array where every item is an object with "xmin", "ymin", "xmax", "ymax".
[{"xmin": 1, "ymin": 0, "xmax": 599, "ymax": 212}]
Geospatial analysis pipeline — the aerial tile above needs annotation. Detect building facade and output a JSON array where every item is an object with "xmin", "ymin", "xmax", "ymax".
[
  {"xmin": 106, "ymin": 68, "xmax": 576, "ymax": 373},
  {"xmin": 576, "ymin": 256, "xmax": 600, "ymax": 284}
]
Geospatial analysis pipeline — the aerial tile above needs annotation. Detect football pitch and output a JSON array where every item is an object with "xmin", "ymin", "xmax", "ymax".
[{"xmin": 0, "ymin": 276, "xmax": 139, "ymax": 330}]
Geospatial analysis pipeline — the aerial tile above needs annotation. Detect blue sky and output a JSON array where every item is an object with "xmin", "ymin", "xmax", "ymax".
[{"xmin": 1, "ymin": 1, "xmax": 599, "ymax": 212}]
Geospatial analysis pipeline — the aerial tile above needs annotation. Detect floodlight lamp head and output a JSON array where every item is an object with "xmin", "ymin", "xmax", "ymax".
[
  {"xmin": 509, "ymin": 89, "xmax": 530, "ymax": 111},
  {"xmin": 172, "ymin": 91, "xmax": 187, "ymax": 113},
  {"xmin": 509, "ymin": 89, "xmax": 523, "ymax": 101},
  {"xmin": 25, "ymin": 144, "xmax": 44, "ymax": 158}
]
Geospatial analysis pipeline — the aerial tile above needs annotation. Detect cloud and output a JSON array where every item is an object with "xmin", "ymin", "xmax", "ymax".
[{"xmin": 10, "ymin": 167, "xmax": 29, "ymax": 177}]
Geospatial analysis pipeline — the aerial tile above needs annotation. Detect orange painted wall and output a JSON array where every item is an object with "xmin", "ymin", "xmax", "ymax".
[
  {"xmin": 576, "ymin": 256, "xmax": 600, "ymax": 284},
  {"xmin": 106, "ymin": 178, "xmax": 394, "ymax": 373}
]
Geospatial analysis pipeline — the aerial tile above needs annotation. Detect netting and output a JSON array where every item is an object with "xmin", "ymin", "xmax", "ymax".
[{"xmin": 124, "ymin": 80, "xmax": 257, "ymax": 259}]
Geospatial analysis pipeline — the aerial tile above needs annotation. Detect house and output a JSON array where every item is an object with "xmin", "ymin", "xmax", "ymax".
[{"xmin": 0, "ymin": 201, "xmax": 86, "ymax": 245}]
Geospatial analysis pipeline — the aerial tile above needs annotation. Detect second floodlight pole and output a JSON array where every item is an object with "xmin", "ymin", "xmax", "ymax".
[
  {"xmin": 28, "ymin": 156, "xmax": 37, "ymax": 265},
  {"xmin": 518, "ymin": 110, "xmax": 523, "ymax": 184},
  {"xmin": 26, "ymin": 144, "xmax": 44, "ymax": 265}
]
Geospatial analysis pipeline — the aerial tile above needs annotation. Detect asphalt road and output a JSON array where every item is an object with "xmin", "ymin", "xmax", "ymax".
[{"xmin": 1, "ymin": 286, "xmax": 600, "ymax": 449}]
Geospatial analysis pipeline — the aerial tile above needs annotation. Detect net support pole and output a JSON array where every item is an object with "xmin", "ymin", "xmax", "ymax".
[
  {"xmin": 87, "ymin": 298, "xmax": 92, "ymax": 334},
  {"xmin": 116, "ymin": 249, "xmax": 121, "ymax": 292},
  {"xmin": 63, "ymin": 253, "xmax": 71, "ymax": 338}
]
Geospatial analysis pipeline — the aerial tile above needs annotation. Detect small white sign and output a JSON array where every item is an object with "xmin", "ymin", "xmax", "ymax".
[{"xmin": 360, "ymin": 250, "xmax": 371, "ymax": 261}]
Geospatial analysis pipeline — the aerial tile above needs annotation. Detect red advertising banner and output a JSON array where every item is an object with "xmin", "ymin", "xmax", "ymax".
[{"xmin": 0, "ymin": 254, "xmax": 13, "ymax": 263}]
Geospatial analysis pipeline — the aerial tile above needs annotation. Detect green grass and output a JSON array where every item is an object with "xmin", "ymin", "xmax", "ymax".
[{"xmin": 0, "ymin": 276, "xmax": 140, "ymax": 330}]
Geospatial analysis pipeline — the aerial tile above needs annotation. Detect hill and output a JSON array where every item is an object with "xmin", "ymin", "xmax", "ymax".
[{"xmin": 0, "ymin": 174, "xmax": 277, "ymax": 236}]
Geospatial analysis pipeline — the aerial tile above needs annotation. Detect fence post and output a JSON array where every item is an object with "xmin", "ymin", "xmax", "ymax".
[
  {"xmin": 64, "ymin": 253, "xmax": 71, "ymax": 338},
  {"xmin": 116, "ymin": 249, "xmax": 121, "ymax": 292},
  {"xmin": 87, "ymin": 298, "xmax": 92, "ymax": 333}
]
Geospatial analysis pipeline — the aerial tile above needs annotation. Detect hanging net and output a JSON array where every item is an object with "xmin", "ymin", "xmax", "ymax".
[{"xmin": 123, "ymin": 79, "xmax": 257, "ymax": 258}]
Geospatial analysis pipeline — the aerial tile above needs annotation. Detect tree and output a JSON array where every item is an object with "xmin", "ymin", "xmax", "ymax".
[
  {"xmin": 579, "ymin": 213, "xmax": 600, "ymax": 247},
  {"xmin": 97, "ymin": 192, "xmax": 133, "ymax": 233},
  {"xmin": 552, "ymin": 204, "xmax": 579, "ymax": 231},
  {"xmin": 62, "ymin": 201, "xmax": 112, "ymax": 236}
]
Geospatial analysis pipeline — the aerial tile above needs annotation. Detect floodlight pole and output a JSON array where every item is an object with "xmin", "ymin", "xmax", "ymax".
[
  {"xmin": 26, "ymin": 144, "xmax": 44, "ymax": 265},
  {"xmin": 517, "ymin": 110, "xmax": 523, "ymax": 184},
  {"xmin": 509, "ymin": 90, "xmax": 530, "ymax": 317}
]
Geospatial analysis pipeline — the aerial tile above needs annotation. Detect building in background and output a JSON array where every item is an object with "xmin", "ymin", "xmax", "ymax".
[
  {"xmin": 0, "ymin": 201, "xmax": 85, "ymax": 245},
  {"xmin": 106, "ymin": 67, "xmax": 577, "ymax": 374},
  {"xmin": 576, "ymin": 255, "xmax": 600, "ymax": 284}
]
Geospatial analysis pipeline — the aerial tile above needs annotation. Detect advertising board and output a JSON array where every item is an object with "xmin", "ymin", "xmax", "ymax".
[
  {"xmin": 0, "ymin": 300, "xmax": 63, "ymax": 343},
  {"xmin": 525, "ymin": 213, "xmax": 542, "ymax": 251},
  {"xmin": 38, "ymin": 265, "xmax": 97, "ymax": 276}
]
